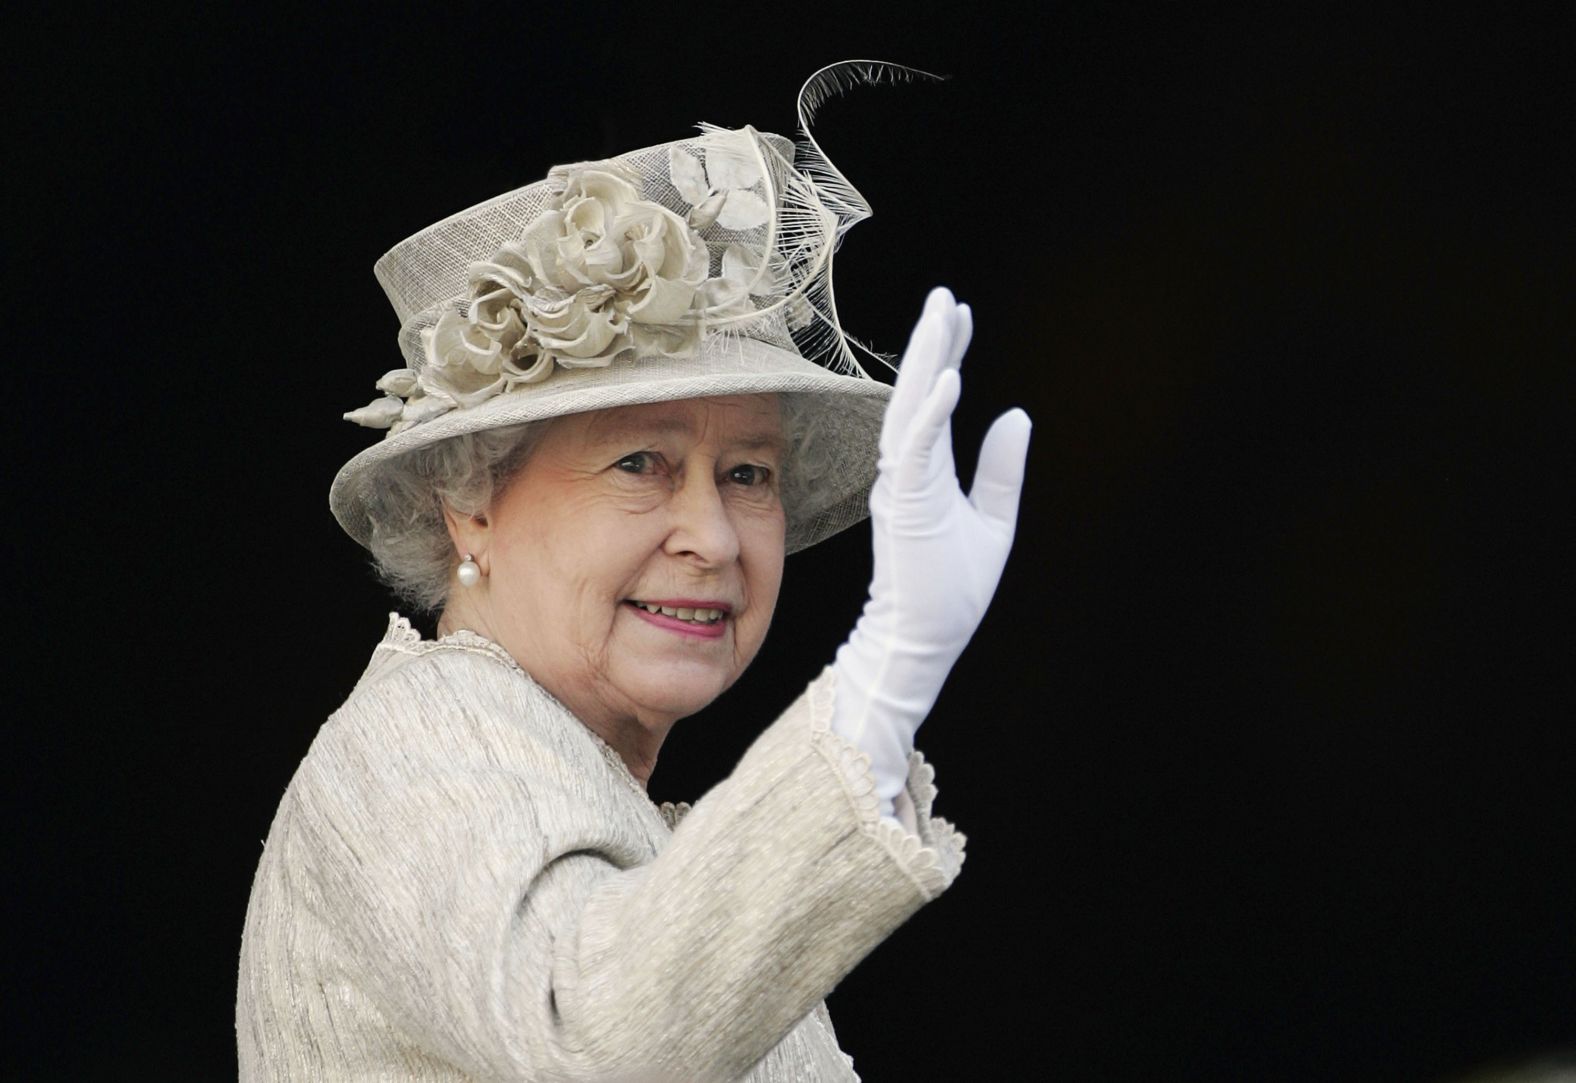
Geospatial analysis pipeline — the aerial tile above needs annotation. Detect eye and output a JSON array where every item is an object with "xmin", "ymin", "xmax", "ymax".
[
  {"xmin": 615, "ymin": 451, "xmax": 658, "ymax": 474},
  {"xmin": 727, "ymin": 463, "xmax": 772, "ymax": 487}
]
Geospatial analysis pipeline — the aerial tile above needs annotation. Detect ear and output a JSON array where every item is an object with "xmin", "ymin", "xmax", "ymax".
[{"xmin": 441, "ymin": 503, "xmax": 492, "ymax": 575}]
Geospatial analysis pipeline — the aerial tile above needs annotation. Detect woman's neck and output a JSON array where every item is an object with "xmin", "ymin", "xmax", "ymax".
[{"xmin": 435, "ymin": 602, "xmax": 669, "ymax": 789}]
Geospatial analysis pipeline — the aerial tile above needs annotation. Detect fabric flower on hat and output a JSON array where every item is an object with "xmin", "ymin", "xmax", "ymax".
[
  {"xmin": 439, "ymin": 168, "xmax": 711, "ymax": 374},
  {"xmin": 348, "ymin": 167, "xmax": 715, "ymax": 430}
]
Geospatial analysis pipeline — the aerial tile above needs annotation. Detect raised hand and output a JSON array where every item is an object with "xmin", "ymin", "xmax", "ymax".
[{"xmin": 831, "ymin": 287, "xmax": 1032, "ymax": 814}]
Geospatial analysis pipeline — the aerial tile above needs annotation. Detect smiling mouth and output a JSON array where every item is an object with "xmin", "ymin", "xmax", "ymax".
[{"xmin": 626, "ymin": 600, "xmax": 727, "ymax": 625}]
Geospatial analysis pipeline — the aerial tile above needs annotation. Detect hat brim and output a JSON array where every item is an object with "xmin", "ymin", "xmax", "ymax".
[{"xmin": 330, "ymin": 335, "xmax": 892, "ymax": 555}]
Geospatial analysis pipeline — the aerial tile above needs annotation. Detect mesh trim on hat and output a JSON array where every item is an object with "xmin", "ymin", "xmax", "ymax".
[{"xmin": 333, "ymin": 61, "xmax": 935, "ymax": 555}]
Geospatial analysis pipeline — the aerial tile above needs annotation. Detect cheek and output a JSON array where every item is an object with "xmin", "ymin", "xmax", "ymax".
[
  {"xmin": 490, "ymin": 546, "xmax": 558, "ymax": 623},
  {"xmin": 739, "ymin": 511, "xmax": 787, "ymax": 622},
  {"xmin": 488, "ymin": 534, "xmax": 596, "ymax": 636},
  {"xmin": 541, "ymin": 523, "xmax": 650, "ymax": 609}
]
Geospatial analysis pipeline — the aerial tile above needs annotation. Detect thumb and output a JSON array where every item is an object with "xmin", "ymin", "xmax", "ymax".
[{"xmin": 968, "ymin": 408, "xmax": 1032, "ymax": 528}]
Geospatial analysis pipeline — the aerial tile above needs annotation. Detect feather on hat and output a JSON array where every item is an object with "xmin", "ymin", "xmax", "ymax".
[{"xmin": 330, "ymin": 61, "xmax": 936, "ymax": 554}]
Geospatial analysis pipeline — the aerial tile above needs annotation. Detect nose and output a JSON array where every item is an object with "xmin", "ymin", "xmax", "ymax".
[{"xmin": 663, "ymin": 468, "xmax": 740, "ymax": 567}]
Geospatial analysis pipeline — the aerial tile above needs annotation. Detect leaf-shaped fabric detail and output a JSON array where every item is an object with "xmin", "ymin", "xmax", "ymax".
[
  {"xmin": 400, "ymin": 394, "xmax": 452, "ymax": 425},
  {"xmin": 716, "ymin": 190, "xmax": 770, "ymax": 231},
  {"xmin": 704, "ymin": 139, "xmax": 761, "ymax": 191},
  {"xmin": 686, "ymin": 191, "xmax": 727, "ymax": 230},
  {"xmin": 374, "ymin": 368, "xmax": 419, "ymax": 397},
  {"xmin": 699, "ymin": 276, "xmax": 753, "ymax": 317},
  {"xmin": 667, "ymin": 146, "xmax": 710, "ymax": 206},
  {"xmin": 344, "ymin": 395, "xmax": 405, "ymax": 429},
  {"xmin": 720, "ymin": 243, "xmax": 760, "ymax": 287}
]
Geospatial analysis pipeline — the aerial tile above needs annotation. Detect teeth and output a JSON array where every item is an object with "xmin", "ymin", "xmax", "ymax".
[{"xmin": 634, "ymin": 602, "xmax": 724, "ymax": 623}]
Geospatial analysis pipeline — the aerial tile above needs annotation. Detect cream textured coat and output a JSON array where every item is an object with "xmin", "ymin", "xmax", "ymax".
[{"xmin": 237, "ymin": 615, "xmax": 965, "ymax": 1081}]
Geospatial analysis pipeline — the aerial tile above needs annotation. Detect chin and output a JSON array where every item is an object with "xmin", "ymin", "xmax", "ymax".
[{"xmin": 622, "ymin": 661, "xmax": 737, "ymax": 721}]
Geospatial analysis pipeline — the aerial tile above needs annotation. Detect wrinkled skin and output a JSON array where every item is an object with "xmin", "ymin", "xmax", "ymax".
[{"xmin": 439, "ymin": 394, "xmax": 787, "ymax": 783}]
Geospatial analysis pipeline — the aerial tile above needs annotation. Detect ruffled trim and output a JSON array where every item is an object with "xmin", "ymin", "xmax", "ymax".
[
  {"xmin": 379, "ymin": 611, "xmax": 423, "ymax": 651},
  {"xmin": 901, "ymin": 751, "xmax": 966, "ymax": 887},
  {"xmin": 806, "ymin": 1006, "xmax": 859, "ymax": 1080},
  {"xmin": 805, "ymin": 668, "xmax": 966, "ymax": 901},
  {"xmin": 658, "ymin": 801, "xmax": 693, "ymax": 830},
  {"xmin": 377, "ymin": 611, "xmax": 523, "ymax": 675}
]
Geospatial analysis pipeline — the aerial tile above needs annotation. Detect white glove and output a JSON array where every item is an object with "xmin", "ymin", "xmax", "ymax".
[{"xmin": 830, "ymin": 287, "xmax": 1032, "ymax": 819}]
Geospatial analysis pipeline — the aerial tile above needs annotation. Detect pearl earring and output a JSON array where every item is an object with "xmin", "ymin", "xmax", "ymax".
[{"xmin": 457, "ymin": 553, "xmax": 482, "ymax": 587}]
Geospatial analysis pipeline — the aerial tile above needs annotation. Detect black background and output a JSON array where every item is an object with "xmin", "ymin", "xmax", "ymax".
[{"xmin": 8, "ymin": 3, "xmax": 1573, "ymax": 1080}]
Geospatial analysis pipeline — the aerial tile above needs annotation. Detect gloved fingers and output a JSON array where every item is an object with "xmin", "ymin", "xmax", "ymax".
[
  {"xmin": 944, "ymin": 302, "xmax": 973, "ymax": 374},
  {"xmin": 896, "ymin": 367, "xmax": 962, "ymax": 490},
  {"xmin": 883, "ymin": 288, "xmax": 960, "ymax": 460},
  {"xmin": 925, "ymin": 302, "xmax": 969, "ymax": 480},
  {"xmin": 968, "ymin": 407, "xmax": 1032, "ymax": 530}
]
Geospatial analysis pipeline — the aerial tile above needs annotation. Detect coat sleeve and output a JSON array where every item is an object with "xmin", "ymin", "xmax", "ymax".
[{"xmin": 291, "ymin": 654, "xmax": 965, "ymax": 1082}]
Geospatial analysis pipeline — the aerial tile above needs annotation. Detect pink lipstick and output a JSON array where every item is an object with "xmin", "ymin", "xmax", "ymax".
[{"xmin": 624, "ymin": 599, "xmax": 731, "ymax": 639}]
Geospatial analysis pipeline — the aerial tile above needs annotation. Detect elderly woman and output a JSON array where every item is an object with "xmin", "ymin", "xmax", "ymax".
[{"xmin": 237, "ymin": 66, "xmax": 1030, "ymax": 1082}]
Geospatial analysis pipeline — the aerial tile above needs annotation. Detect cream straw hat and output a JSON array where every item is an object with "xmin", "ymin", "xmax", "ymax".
[{"xmin": 330, "ymin": 61, "xmax": 931, "ymax": 554}]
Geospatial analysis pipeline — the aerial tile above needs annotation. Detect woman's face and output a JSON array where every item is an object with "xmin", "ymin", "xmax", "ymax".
[{"xmin": 462, "ymin": 394, "xmax": 787, "ymax": 746}]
